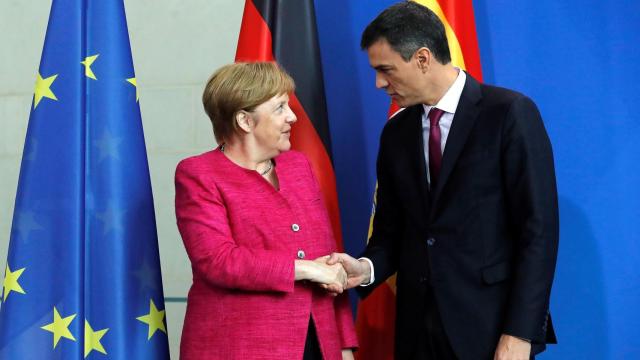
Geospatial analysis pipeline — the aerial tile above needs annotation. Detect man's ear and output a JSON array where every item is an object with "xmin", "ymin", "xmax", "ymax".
[
  {"xmin": 235, "ymin": 111, "xmax": 253, "ymax": 133},
  {"xmin": 415, "ymin": 47, "xmax": 431, "ymax": 73}
]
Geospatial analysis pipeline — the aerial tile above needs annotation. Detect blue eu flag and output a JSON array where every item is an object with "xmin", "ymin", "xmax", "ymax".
[{"xmin": 0, "ymin": 0, "xmax": 170, "ymax": 358}]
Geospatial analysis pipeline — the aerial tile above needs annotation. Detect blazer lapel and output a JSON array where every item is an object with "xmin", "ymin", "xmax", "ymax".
[{"xmin": 430, "ymin": 74, "xmax": 482, "ymax": 217}]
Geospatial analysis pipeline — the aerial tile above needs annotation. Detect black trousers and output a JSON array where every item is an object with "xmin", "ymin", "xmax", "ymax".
[
  {"xmin": 413, "ymin": 289, "xmax": 457, "ymax": 360},
  {"xmin": 303, "ymin": 318, "xmax": 322, "ymax": 360},
  {"xmin": 413, "ymin": 290, "xmax": 536, "ymax": 360}
]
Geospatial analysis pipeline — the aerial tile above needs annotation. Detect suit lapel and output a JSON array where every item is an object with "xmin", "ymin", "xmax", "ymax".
[
  {"xmin": 411, "ymin": 106, "xmax": 432, "ymax": 214},
  {"xmin": 430, "ymin": 75, "xmax": 483, "ymax": 217},
  {"xmin": 398, "ymin": 105, "xmax": 431, "ymax": 216}
]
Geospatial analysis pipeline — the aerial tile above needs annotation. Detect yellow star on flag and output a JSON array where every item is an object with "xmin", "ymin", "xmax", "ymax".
[
  {"xmin": 84, "ymin": 320, "xmax": 108, "ymax": 358},
  {"xmin": 2, "ymin": 264, "xmax": 26, "ymax": 302},
  {"xmin": 33, "ymin": 72, "xmax": 58, "ymax": 109},
  {"xmin": 81, "ymin": 54, "xmax": 100, "ymax": 80},
  {"xmin": 136, "ymin": 299, "xmax": 166, "ymax": 340},
  {"xmin": 126, "ymin": 77, "xmax": 139, "ymax": 102},
  {"xmin": 41, "ymin": 307, "xmax": 77, "ymax": 348}
]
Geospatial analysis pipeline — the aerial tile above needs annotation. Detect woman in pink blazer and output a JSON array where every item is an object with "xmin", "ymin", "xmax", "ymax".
[{"xmin": 175, "ymin": 62, "xmax": 358, "ymax": 359}]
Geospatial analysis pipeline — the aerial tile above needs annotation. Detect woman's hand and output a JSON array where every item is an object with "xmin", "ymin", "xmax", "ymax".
[
  {"xmin": 312, "ymin": 257, "xmax": 348, "ymax": 291},
  {"xmin": 294, "ymin": 259, "xmax": 347, "ymax": 292},
  {"xmin": 341, "ymin": 349, "xmax": 355, "ymax": 360}
]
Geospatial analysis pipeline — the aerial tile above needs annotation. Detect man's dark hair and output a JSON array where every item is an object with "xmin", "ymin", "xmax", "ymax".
[{"xmin": 361, "ymin": 1, "xmax": 451, "ymax": 64}]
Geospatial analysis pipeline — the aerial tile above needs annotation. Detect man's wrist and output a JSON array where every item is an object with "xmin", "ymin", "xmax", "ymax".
[
  {"xmin": 514, "ymin": 336, "xmax": 531, "ymax": 343},
  {"xmin": 504, "ymin": 333, "xmax": 531, "ymax": 343},
  {"xmin": 357, "ymin": 257, "xmax": 374, "ymax": 286}
]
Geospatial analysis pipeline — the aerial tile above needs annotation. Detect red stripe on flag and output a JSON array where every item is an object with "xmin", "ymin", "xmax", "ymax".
[
  {"xmin": 438, "ymin": 0, "xmax": 483, "ymax": 80},
  {"xmin": 288, "ymin": 94, "xmax": 344, "ymax": 250},
  {"xmin": 355, "ymin": 284, "xmax": 397, "ymax": 360},
  {"xmin": 387, "ymin": 101, "xmax": 402, "ymax": 118},
  {"xmin": 235, "ymin": 0, "xmax": 274, "ymax": 61}
]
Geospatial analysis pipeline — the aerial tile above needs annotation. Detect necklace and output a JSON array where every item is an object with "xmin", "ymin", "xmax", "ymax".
[
  {"xmin": 258, "ymin": 160, "xmax": 273, "ymax": 176},
  {"xmin": 220, "ymin": 144, "xmax": 273, "ymax": 176}
]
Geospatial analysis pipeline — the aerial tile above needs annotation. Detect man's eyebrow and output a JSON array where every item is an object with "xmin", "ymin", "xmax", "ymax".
[{"xmin": 374, "ymin": 65, "xmax": 393, "ymax": 71}]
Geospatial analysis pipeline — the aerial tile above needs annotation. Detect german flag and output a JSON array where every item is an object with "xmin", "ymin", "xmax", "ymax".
[
  {"xmin": 355, "ymin": 1, "xmax": 484, "ymax": 359},
  {"xmin": 235, "ymin": 0, "xmax": 344, "ymax": 251}
]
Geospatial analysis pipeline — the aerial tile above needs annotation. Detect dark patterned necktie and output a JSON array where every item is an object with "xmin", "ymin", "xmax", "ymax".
[{"xmin": 428, "ymin": 107, "xmax": 445, "ymax": 185}]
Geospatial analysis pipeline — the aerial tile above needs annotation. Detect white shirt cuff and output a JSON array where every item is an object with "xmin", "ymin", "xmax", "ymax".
[{"xmin": 357, "ymin": 257, "xmax": 375, "ymax": 286}]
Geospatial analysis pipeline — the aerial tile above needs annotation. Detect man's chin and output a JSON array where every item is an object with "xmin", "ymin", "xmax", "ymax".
[{"xmin": 390, "ymin": 96, "xmax": 410, "ymax": 108}]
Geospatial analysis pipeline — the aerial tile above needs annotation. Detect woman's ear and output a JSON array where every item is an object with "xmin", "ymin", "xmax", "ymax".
[{"xmin": 235, "ymin": 110, "xmax": 253, "ymax": 133}]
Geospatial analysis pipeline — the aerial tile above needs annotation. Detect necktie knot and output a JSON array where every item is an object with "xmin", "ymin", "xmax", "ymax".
[{"xmin": 428, "ymin": 107, "xmax": 445, "ymax": 127}]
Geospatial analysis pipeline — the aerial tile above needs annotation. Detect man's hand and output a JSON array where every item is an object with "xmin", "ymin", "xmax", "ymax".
[
  {"xmin": 323, "ymin": 253, "xmax": 371, "ymax": 293},
  {"xmin": 295, "ymin": 259, "xmax": 347, "ymax": 293},
  {"xmin": 494, "ymin": 334, "xmax": 531, "ymax": 360}
]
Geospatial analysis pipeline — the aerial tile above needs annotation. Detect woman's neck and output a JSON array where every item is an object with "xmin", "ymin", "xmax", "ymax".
[{"xmin": 221, "ymin": 140, "xmax": 272, "ymax": 172}]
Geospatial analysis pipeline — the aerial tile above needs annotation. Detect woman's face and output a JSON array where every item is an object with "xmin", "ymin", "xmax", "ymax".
[{"xmin": 249, "ymin": 93, "xmax": 297, "ymax": 157}]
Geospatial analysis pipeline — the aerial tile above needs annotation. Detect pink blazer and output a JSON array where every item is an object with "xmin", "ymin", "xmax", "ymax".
[{"xmin": 175, "ymin": 149, "xmax": 357, "ymax": 359}]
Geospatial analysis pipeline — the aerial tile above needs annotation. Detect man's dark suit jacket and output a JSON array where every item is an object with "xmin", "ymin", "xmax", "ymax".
[{"xmin": 358, "ymin": 74, "xmax": 559, "ymax": 360}]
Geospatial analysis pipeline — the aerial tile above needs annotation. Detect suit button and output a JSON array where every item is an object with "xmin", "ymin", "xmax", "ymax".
[
  {"xmin": 291, "ymin": 224, "xmax": 300, "ymax": 232},
  {"xmin": 297, "ymin": 250, "xmax": 305, "ymax": 259},
  {"xmin": 427, "ymin": 237, "xmax": 436, "ymax": 246}
]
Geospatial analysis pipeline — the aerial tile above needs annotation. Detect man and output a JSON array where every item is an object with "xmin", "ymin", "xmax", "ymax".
[{"xmin": 327, "ymin": 2, "xmax": 558, "ymax": 359}]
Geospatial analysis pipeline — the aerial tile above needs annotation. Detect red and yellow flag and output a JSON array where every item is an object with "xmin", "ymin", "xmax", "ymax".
[{"xmin": 355, "ymin": 1, "xmax": 483, "ymax": 358}]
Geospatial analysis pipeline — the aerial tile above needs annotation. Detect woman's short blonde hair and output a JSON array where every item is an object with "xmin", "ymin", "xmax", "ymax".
[{"xmin": 202, "ymin": 62, "xmax": 295, "ymax": 143}]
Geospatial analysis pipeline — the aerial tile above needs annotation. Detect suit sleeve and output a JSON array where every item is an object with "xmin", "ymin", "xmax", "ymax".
[
  {"xmin": 501, "ymin": 96, "xmax": 559, "ymax": 343},
  {"xmin": 357, "ymin": 126, "xmax": 404, "ymax": 298},
  {"xmin": 174, "ymin": 159, "xmax": 295, "ymax": 293}
]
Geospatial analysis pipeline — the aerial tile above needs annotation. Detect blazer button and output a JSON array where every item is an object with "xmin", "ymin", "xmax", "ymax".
[
  {"xmin": 291, "ymin": 224, "xmax": 300, "ymax": 232},
  {"xmin": 297, "ymin": 250, "xmax": 305, "ymax": 259},
  {"xmin": 427, "ymin": 237, "xmax": 436, "ymax": 246}
]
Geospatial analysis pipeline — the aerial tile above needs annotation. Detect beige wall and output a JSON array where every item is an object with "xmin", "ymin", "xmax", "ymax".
[{"xmin": 0, "ymin": 0, "xmax": 244, "ymax": 357}]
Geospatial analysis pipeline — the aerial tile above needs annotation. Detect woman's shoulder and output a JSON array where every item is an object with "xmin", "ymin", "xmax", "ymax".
[
  {"xmin": 276, "ymin": 150, "xmax": 319, "ymax": 191},
  {"xmin": 276, "ymin": 150, "xmax": 310, "ymax": 168},
  {"xmin": 176, "ymin": 149, "xmax": 222, "ymax": 176}
]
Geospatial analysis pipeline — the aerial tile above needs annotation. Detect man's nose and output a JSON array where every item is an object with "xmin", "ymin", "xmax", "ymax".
[{"xmin": 375, "ymin": 73, "xmax": 388, "ymax": 89}]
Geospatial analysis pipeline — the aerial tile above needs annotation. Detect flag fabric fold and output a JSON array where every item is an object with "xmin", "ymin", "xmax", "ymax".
[
  {"xmin": 236, "ymin": 0, "xmax": 345, "ymax": 251},
  {"xmin": 355, "ymin": 1, "xmax": 483, "ymax": 359},
  {"xmin": 0, "ymin": 0, "xmax": 169, "ymax": 358}
]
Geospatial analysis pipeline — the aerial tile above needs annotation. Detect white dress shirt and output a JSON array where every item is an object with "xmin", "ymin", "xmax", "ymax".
[
  {"xmin": 421, "ymin": 69, "xmax": 466, "ymax": 184},
  {"xmin": 361, "ymin": 69, "xmax": 467, "ymax": 287}
]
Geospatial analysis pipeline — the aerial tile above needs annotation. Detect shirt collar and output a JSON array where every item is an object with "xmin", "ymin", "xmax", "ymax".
[{"xmin": 422, "ymin": 68, "xmax": 466, "ymax": 115}]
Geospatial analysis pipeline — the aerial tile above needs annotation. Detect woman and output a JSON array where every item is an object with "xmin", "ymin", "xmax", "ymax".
[{"xmin": 175, "ymin": 62, "xmax": 357, "ymax": 359}]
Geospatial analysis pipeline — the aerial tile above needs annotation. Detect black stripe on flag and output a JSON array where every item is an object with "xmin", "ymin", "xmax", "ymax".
[{"xmin": 251, "ymin": 0, "xmax": 333, "ymax": 157}]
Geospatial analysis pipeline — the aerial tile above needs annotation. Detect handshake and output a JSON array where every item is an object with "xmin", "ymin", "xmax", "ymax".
[{"xmin": 294, "ymin": 253, "xmax": 372, "ymax": 294}]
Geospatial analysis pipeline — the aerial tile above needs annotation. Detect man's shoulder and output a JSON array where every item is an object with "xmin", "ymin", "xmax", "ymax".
[
  {"xmin": 478, "ymin": 82, "xmax": 533, "ymax": 108},
  {"xmin": 475, "ymin": 82, "xmax": 543, "ymax": 127},
  {"xmin": 382, "ymin": 105, "xmax": 422, "ymax": 133}
]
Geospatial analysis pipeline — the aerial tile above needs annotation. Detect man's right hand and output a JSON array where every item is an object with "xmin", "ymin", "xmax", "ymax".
[{"xmin": 324, "ymin": 253, "xmax": 372, "ymax": 293}]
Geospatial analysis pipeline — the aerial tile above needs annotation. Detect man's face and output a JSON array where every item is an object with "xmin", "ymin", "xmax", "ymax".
[{"xmin": 367, "ymin": 39, "xmax": 424, "ymax": 107}]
